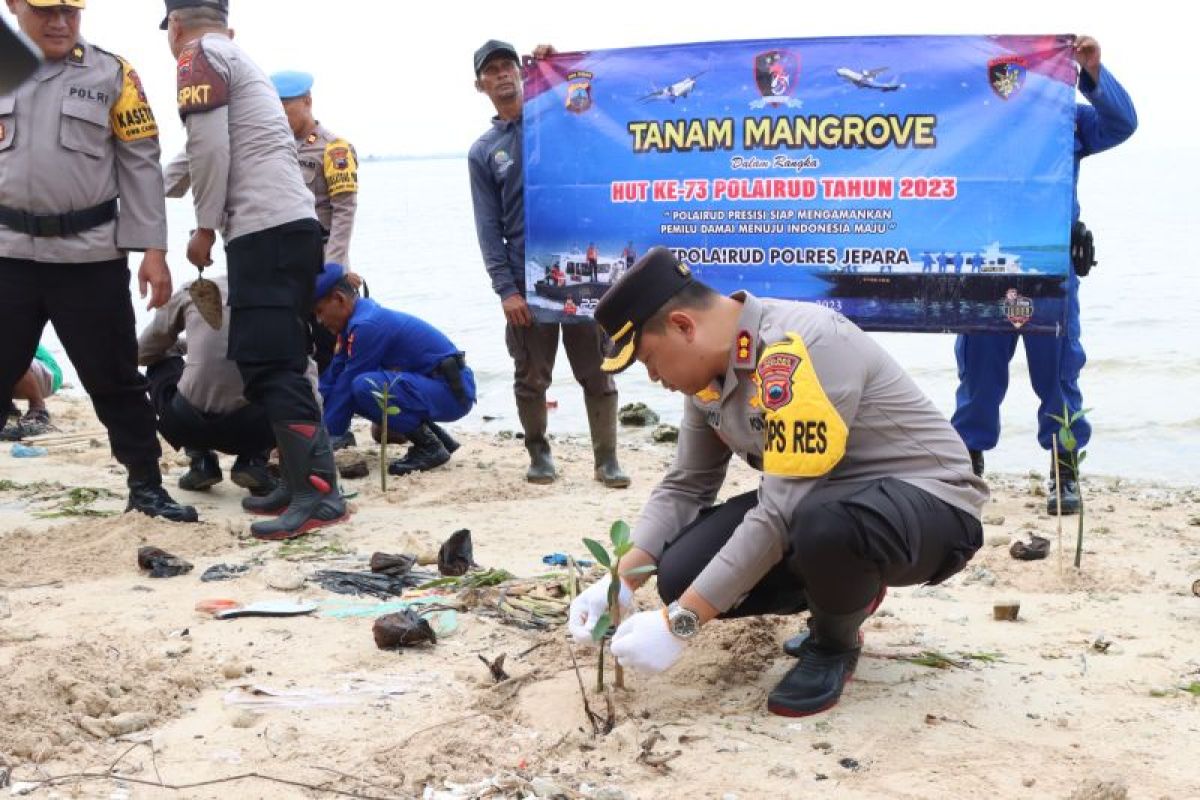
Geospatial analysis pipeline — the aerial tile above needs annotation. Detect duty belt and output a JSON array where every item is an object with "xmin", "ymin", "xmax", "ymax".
[
  {"xmin": 0, "ymin": 198, "xmax": 118, "ymax": 238},
  {"xmin": 433, "ymin": 353, "xmax": 469, "ymax": 404}
]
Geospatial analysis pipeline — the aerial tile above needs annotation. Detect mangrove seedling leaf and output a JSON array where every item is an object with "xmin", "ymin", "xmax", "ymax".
[{"xmin": 583, "ymin": 538, "xmax": 612, "ymax": 569}]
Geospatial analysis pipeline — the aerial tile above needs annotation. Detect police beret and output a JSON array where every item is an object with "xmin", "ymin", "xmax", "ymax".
[
  {"xmin": 160, "ymin": 0, "xmax": 228, "ymax": 30},
  {"xmin": 594, "ymin": 246, "xmax": 694, "ymax": 374},
  {"xmin": 27, "ymin": 1, "xmax": 86, "ymax": 8},
  {"xmin": 474, "ymin": 39, "xmax": 519, "ymax": 77},
  {"xmin": 314, "ymin": 262, "xmax": 346, "ymax": 304},
  {"xmin": 270, "ymin": 70, "xmax": 314, "ymax": 100}
]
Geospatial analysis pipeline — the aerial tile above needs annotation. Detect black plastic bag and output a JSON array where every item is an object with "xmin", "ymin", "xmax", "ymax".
[
  {"xmin": 373, "ymin": 608, "xmax": 437, "ymax": 649},
  {"xmin": 438, "ymin": 529, "xmax": 476, "ymax": 577}
]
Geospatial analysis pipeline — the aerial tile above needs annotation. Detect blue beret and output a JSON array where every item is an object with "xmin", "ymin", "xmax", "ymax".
[
  {"xmin": 314, "ymin": 263, "xmax": 345, "ymax": 303},
  {"xmin": 270, "ymin": 70, "xmax": 314, "ymax": 100}
]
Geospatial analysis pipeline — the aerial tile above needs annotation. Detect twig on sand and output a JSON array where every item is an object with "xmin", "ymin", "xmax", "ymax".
[{"xmin": 9, "ymin": 769, "xmax": 401, "ymax": 799}]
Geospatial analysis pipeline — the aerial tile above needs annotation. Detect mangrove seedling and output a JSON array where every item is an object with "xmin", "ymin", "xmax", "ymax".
[
  {"xmin": 1049, "ymin": 402, "xmax": 1090, "ymax": 569},
  {"xmin": 583, "ymin": 520, "xmax": 657, "ymax": 692},
  {"xmin": 367, "ymin": 376, "xmax": 401, "ymax": 492}
]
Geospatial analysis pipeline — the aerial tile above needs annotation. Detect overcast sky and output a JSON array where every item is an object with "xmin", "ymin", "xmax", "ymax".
[{"xmin": 1, "ymin": 0, "xmax": 1182, "ymax": 158}]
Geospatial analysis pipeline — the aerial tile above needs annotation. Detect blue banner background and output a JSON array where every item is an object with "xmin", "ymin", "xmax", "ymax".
[{"xmin": 524, "ymin": 35, "xmax": 1076, "ymax": 333}]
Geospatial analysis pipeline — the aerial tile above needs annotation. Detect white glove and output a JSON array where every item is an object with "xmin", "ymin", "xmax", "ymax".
[
  {"xmin": 611, "ymin": 609, "xmax": 686, "ymax": 673},
  {"xmin": 567, "ymin": 575, "xmax": 634, "ymax": 645}
]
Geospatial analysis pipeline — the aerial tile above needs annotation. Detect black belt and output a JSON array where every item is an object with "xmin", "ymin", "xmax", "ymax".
[{"xmin": 0, "ymin": 198, "xmax": 118, "ymax": 237}]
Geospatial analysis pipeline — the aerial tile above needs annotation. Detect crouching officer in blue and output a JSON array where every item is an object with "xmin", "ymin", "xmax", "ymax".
[
  {"xmin": 569, "ymin": 248, "xmax": 987, "ymax": 717},
  {"xmin": 313, "ymin": 265, "xmax": 474, "ymax": 475},
  {"xmin": 952, "ymin": 36, "xmax": 1136, "ymax": 513}
]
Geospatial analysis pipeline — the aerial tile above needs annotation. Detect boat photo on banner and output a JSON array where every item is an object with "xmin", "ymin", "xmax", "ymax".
[{"xmin": 523, "ymin": 35, "xmax": 1077, "ymax": 334}]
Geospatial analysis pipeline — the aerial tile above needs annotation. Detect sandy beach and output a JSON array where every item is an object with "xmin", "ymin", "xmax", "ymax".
[{"xmin": 2, "ymin": 395, "xmax": 1198, "ymax": 799}]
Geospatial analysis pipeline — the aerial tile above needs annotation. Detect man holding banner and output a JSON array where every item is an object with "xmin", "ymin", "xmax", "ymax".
[
  {"xmin": 569, "ymin": 247, "xmax": 987, "ymax": 717},
  {"xmin": 952, "ymin": 36, "xmax": 1136, "ymax": 512},
  {"xmin": 468, "ymin": 39, "xmax": 629, "ymax": 489}
]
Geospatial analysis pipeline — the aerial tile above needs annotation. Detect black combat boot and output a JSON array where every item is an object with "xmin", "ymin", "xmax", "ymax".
[
  {"xmin": 783, "ymin": 585, "xmax": 885, "ymax": 657},
  {"xmin": 768, "ymin": 598, "xmax": 873, "ymax": 717},
  {"xmin": 250, "ymin": 423, "xmax": 347, "ymax": 540},
  {"xmin": 1047, "ymin": 454, "xmax": 1081, "ymax": 515},
  {"xmin": 127, "ymin": 462, "xmax": 199, "ymax": 523},
  {"xmin": 428, "ymin": 422, "xmax": 460, "ymax": 454},
  {"xmin": 230, "ymin": 451, "xmax": 277, "ymax": 495},
  {"xmin": 968, "ymin": 449, "xmax": 985, "ymax": 478},
  {"xmin": 178, "ymin": 449, "xmax": 222, "ymax": 491},
  {"xmin": 388, "ymin": 423, "xmax": 451, "ymax": 475},
  {"xmin": 585, "ymin": 394, "xmax": 630, "ymax": 489},
  {"xmin": 516, "ymin": 396, "xmax": 556, "ymax": 484}
]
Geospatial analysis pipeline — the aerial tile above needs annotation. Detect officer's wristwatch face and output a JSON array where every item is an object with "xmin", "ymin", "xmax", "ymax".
[{"xmin": 668, "ymin": 603, "xmax": 701, "ymax": 639}]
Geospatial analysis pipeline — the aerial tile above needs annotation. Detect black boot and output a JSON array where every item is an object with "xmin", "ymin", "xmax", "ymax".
[
  {"xmin": 230, "ymin": 452, "xmax": 277, "ymax": 495},
  {"xmin": 585, "ymin": 394, "xmax": 630, "ymax": 489},
  {"xmin": 242, "ymin": 474, "xmax": 290, "ymax": 515},
  {"xmin": 428, "ymin": 422, "xmax": 460, "ymax": 454},
  {"xmin": 127, "ymin": 463, "xmax": 199, "ymax": 523},
  {"xmin": 388, "ymin": 423, "xmax": 451, "ymax": 475},
  {"xmin": 968, "ymin": 449, "xmax": 985, "ymax": 478},
  {"xmin": 329, "ymin": 431, "xmax": 358, "ymax": 451},
  {"xmin": 1047, "ymin": 455, "xmax": 1081, "ymax": 515},
  {"xmin": 178, "ymin": 449, "xmax": 222, "ymax": 491},
  {"xmin": 250, "ymin": 423, "xmax": 347, "ymax": 540},
  {"xmin": 516, "ymin": 396, "xmax": 556, "ymax": 484},
  {"xmin": 768, "ymin": 599, "xmax": 872, "ymax": 717},
  {"xmin": 783, "ymin": 586, "xmax": 885, "ymax": 657}
]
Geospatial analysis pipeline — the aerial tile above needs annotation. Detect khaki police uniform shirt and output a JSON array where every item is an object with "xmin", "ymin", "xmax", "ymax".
[
  {"xmin": 0, "ymin": 40, "xmax": 166, "ymax": 263},
  {"xmin": 296, "ymin": 122, "xmax": 357, "ymax": 267},
  {"xmin": 634, "ymin": 292, "xmax": 989, "ymax": 613},
  {"xmin": 137, "ymin": 274, "xmax": 320, "ymax": 414},
  {"xmin": 175, "ymin": 34, "xmax": 314, "ymax": 242}
]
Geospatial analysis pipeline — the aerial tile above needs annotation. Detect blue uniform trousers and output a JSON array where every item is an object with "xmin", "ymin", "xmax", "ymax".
[
  {"xmin": 348, "ymin": 367, "xmax": 475, "ymax": 435},
  {"xmin": 952, "ymin": 270, "xmax": 1090, "ymax": 452}
]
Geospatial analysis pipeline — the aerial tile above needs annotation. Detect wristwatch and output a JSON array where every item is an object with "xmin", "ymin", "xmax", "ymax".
[{"xmin": 665, "ymin": 601, "xmax": 701, "ymax": 639}]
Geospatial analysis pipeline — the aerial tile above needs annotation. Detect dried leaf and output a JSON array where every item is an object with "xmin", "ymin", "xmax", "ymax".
[{"xmin": 188, "ymin": 275, "xmax": 223, "ymax": 330}]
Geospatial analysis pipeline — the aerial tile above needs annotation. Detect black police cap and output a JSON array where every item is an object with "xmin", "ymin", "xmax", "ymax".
[
  {"xmin": 594, "ymin": 246, "xmax": 694, "ymax": 374},
  {"xmin": 160, "ymin": 0, "xmax": 228, "ymax": 30},
  {"xmin": 474, "ymin": 39, "xmax": 519, "ymax": 77}
]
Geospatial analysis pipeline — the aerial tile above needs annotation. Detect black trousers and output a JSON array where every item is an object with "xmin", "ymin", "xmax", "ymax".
[
  {"xmin": 657, "ymin": 478, "xmax": 983, "ymax": 617},
  {"xmin": 145, "ymin": 356, "xmax": 274, "ymax": 456},
  {"xmin": 0, "ymin": 256, "xmax": 160, "ymax": 467},
  {"xmin": 225, "ymin": 220, "xmax": 323, "ymax": 424}
]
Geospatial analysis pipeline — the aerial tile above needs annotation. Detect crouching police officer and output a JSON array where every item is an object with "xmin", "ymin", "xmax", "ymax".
[
  {"xmin": 0, "ymin": 0, "xmax": 195, "ymax": 522},
  {"xmin": 312, "ymin": 264, "xmax": 474, "ymax": 476},
  {"xmin": 569, "ymin": 248, "xmax": 988, "ymax": 716}
]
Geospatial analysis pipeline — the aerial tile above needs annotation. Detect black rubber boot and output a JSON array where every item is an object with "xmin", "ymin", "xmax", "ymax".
[
  {"xmin": 178, "ymin": 449, "xmax": 222, "ymax": 491},
  {"xmin": 783, "ymin": 586, "xmax": 885, "ymax": 657},
  {"xmin": 768, "ymin": 599, "xmax": 873, "ymax": 717},
  {"xmin": 1047, "ymin": 455, "xmax": 1081, "ymax": 515},
  {"xmin": 428, "ymin": 422, "xmax": 460, "ymax": 454},
  {"xmin": 230, "ymin": 452, "xmax": 277, "ymax": 495},
  {"xmin": 585, "ymin": 394, "xmax": 630, "ymax": 489},
  {"xmin": 516, "ymin": 396, "xmax": 556, "ymax": 484},
  {"xmin": 242, "ymin": 475, "xmax": 290, "ymax": 516},
  {"xmin": 968, "ymin": 449, "xmax": 985, "ymax": 478},
  {"xmin": 250, "ymin": 423, "xmax": 347, "ymax": 540},
  {"xmin": 388, "ymin": 423, "xmax": 451, "ymax": 475},
  {"xmin": 329, "ymin": 431, "xmax": 358, "ymax": 451},
  {"xmin": 127, "ymin": 462, "xmax": 199, "ymax": 523}
]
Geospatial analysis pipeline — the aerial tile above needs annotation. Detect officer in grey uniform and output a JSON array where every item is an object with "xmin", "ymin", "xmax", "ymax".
[
  {"xmin": 162, "ymin": 0, "xmax": 346, "ymax": 540},
  {"xmin": 0, "ymin": 0, "xmax": 196, "ymax": 523},
  {"xmin": 469, "ymin": 40, "xmax": 627, "ymax": 488},
  {"xmin": 568, "ymin": 247, "xmax": 988, "ymax": 717}
]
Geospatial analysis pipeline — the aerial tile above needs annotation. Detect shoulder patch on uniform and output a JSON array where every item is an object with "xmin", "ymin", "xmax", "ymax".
[
  {"xmin": 755, "ymin": 332, "xmax": 848, "ymax": 478},
  {"xmin": 176, "ymin": 43, "xmax": 229, "ymax": 121},
  {"xmin": 323, "ymin": 138, "xmax": 359, "ymax": 196},
  {"xmin": 110, "ymin": 57, "xmax": 158, "ymax": 142}
]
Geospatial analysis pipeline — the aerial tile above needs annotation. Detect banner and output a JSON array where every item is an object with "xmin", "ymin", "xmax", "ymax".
[{"xmin": 523, "ymin": 35, "xmax": 1077, "ymax": 333}]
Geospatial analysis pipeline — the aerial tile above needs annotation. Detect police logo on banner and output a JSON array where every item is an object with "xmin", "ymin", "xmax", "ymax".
[
  {"xmin": 1003, "ymin": 288, "xmax": 1034, "ymax": 328},
  {"xmin": 752, "ymin": 50, "xmax": 802, "ymax": 109},
  {"xmin": 565, "ymin": 70, "xmax": 594, "ymax": 114},
  {"xmin": 988, "ymin": 56, "xmax": 1027, "ymax": 100},
  {"xmin": 757, "ymin": 351, "xmax": 801, "ymax": 411}
]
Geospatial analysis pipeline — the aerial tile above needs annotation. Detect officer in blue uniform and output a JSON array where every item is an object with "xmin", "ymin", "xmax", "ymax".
[
  {"xmin": 313, "ymin": 264, "xmax": 474, "ymax": 474},
  {"xmin": 952, "ymin": 36, "xmax": 1136, "ymax": 514}
]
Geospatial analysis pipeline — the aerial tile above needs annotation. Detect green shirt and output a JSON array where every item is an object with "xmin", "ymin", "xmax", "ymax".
[{"xmin": 34, "ymin": 345, "xmax": 62, "ymax": 394}]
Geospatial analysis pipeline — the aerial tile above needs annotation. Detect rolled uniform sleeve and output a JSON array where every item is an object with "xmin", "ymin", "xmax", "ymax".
[
  {"xmin": 691, "ymin": 326, "xmax": 868, "ymax": 613},
  {"xmin": 467, "ymin": 143, "xmax": 520, "ymax": 300},
  {"xmin": 632, "ymin": 400, "xmax": 733, "ymax": 560}
]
